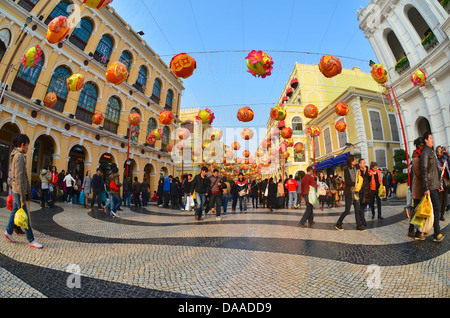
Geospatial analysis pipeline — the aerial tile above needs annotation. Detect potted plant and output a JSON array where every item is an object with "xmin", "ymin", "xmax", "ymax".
[{"xmin": 393, "ymin": 149, "xmax": 408, "ymax": 200}]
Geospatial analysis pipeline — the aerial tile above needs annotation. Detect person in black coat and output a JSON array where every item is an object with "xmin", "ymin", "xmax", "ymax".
[
  {"xmin": 266, "ymin": 178, "xmax": 278, "ymax": 213},
  {"xmin": 170, "ymin": 178, "xmax": 180, "ymax": 209},
  {"xmin": 157, "ymin": 178, "xmax": 164, "ymax": 207}
]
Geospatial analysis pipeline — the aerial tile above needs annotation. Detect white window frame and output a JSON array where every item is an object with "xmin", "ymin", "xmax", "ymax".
[{"xmin": 367, "ymin": 108, "xmax": 385, "ymax": 141}]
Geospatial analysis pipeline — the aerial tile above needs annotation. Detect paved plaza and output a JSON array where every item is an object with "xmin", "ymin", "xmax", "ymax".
[{"xmin": 0, "ymin": 197, "xmax": 448, "ymax": 298}]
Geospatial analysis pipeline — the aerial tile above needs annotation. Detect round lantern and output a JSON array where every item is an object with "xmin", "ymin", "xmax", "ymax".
[
  {"xmin": 152, "ymin": 128, "xmax": 163, "ymax": 141},
  {"xmin": 44, "ymin": 92, "xmax": 57, "ymax": 108},
  {"xmin": 166, "ymin": 144, "xmax": 174, "ymax": 152},
  {"xmin": 175, "ymin": 141, "xmax": 185, "ymax": 150},
  {"xmin": 243, "ymin": 150, "xmax": 250, "ymax": 158},
  {"xmin": 371, "ymin": 64, "xmax": 388, "ymax": 84},
  {"xmin": 304, "ymin": 104, "xmax": 319, "ymax": 119},
  {"xmin": 237, "ymin": 107, "xmax": 255, "ymax": 122},
  {"xmin": 245, "ymin": 50, "xmax": 274, "ymax": 78},
  {"xmin": 335, "ymin": 102, "xmax": 349, "ymax": 117},
  {"xmin": 335, "ymin": 121, "xmax": 347, "ymax": 133},
  {"xmin": 92, "ymin": 113, "xmax": 104, "ymax": 125},
  {"xmin": 159, "ymin": 110, "xmax": 174, "ymax": 125},
  {"xmin": 318, "ymin": 55, "xmax": 342, "ymax": 78},
  {"xmin": 284, "ymin": 138, "xmax": 294, "ymax": 147},
  {"xmin": 67, "ymin": 74, "xmax": 85, "ymax": 92},
  {"xmin": 283, "ymin": 152, "xmax": 291, "ymax": 159},
  {"xmin": 147, "ymin": 134, "xmax": 156, "ymax": 145},
  {"xmin": 128, "ymin": 112, "xmax": 142, "ymax": 126},
  {"xmin": 232, "ymin": 142, "xmax": 241, "ymax": 151},
  {"xmin": 82, "ymin": 0, "xmax": 113, "ymax": 9},
  {"xmin": 281, "ymin": 127, "xmax": 293, "ymax": 139},
  {"xmin": 307, "ymin": 126, "xmax": 321, "ymax": 137},
  {"xmin": 210, "ymin": 129, "xmax": 223, "ymax": 141},
  {"xmin": 106, "ymin": 62, "xmax": 129, "ymax": 85},
  {"xmin": 270, "ymin": 106, "xmax": 286, "ymax": 121},
  {"xmin": 411, "ymin": 69, "xmax": 427, "ymax": 87},
  {"xmin": 170, "ymin": 53, "xmax": 197, "ymax": 79},
  {"xmin": 46, "ymin": 16, "xmax": 71, "ymax": 44},
  {"xmin": 21, "ymin": 45, "xmax": 42, "ymax": 68},
  {"xmin": 294, "ymin": 143, "xmax": 304, "ymax": 153},
  {"xmin": 236, "ymin": 158, "xmax": 243, "ymax": 164},
  {"xmin": 241, "ymin": 128, "xmax": 254, "ymax": 140},
  {"xmin": 196, "ymin": 108, "xmax": 215, "ymax": 125},
  {"xmin": 178, "ymin": 128, "xmax": 190, "ymax": 140}
]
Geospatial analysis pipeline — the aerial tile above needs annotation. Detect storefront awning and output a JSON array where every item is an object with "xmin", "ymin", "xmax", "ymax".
[{"xmin": 315, "ymin": 152, "xmax": 350, "ymax": 171}]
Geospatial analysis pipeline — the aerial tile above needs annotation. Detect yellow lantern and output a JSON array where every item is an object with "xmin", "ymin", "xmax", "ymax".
[
  {"xmin": 67, "ymin": 74, "xmax": 85, "ymax": 92},
  {"xmin": 82, "ymin": 0, "xmax": 113, "ymax": 9},
  {"xmin": 46, "ymin": 16, "xmax": 71, "ymax": 44},
  {"xmin": 246, "ymin": 50, "xmax": 274, "ymax": 78},
  {"xmin": 21, "ymin": 45, "xmax": 43, "ymax": 68}
]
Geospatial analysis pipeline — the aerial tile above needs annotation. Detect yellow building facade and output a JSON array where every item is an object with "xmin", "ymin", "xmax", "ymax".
[
  {"xmin": 262, "ymin": 63, "xmax": 401, "ymax": 179},
  {"xmin": 0, "ymin": 0, "xmax": 184, "ymax": 192}
]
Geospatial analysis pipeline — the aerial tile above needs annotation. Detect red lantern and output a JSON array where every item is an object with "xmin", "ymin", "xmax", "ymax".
[
  {"xmin": 232, "ymin": 142, "xmax": 241, "ymax": 151},
  {"xmin": 318, "ymin": 55, "xmax": 342, "ymax": 78},
  {"xmin": 45, "ymin": 92, "xmax": 57, "ymax": 108},
  {"xmin": 304, "ymin": 104, "xmax": 319, "ymax": 119},
  {"xmin": 294, "ymin": 143, "xmax": 304, "ymax": 153},
  {"xmin": 335, "ymin": 102, "xmax": 349, "ymax": 117},
  {"xmin": 92, "ymin": 113, "xmax": 104, "ymax": 125},
  {"xmin": 128, "ymin": 112, "xmax": 141, "ymax": 126},
  {"xmin": 170, "ymin": 53, "xmax": 197, "ymax": 79},
  {"xmin": 241, "ymin": 128, "xmax": 254, "ymax": 140},
  {"xmin": 106, "ymin": 62, "xmax": 129, "ymax": 85},
  {"xmin": 281, "ymin": 127, "xmax": 293, "ymax": 139},
  {"xmin": 237, "ymin": 107, "xmax": 255, "ymax": 123},
  {"xmin": 159, "ymin": 111, "xmax": 174, "ymax": 125},
  {"xmin": 335, "ymin": 121, "xmax": 347, "ymax": 133},
  {"xmin": 243, "ymin": 150, "xmax": 250, "ymax": 158},
  {"xmin": 270, "ymin": 106, "xmax": 286, "ymax": 121}
]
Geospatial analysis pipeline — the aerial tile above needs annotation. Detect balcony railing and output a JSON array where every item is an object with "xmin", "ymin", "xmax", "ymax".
[
  {"xmin": 421, "ymin": 31, "xmax": 439, "ymax": 53},
  {"xmin": 440, "ymin": 0, "xmax": 450, "ymax": 14},
  {"xmin": 395, "ymin": 56, "xmax": 410, "ymax": 75}
]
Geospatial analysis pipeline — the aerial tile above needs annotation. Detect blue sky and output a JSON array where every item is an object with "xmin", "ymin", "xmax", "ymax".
[{"xmin": 111, "ymin": 0, "xmax": 375, "ymax": 146}]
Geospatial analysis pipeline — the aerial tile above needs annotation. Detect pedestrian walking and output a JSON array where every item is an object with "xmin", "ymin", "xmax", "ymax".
[
  {"xmin": 221, "ymin": 177, "xmax": 231, "ymax": 214},
  {"xmin": 409, "ymin": 137, "xmax": 425, "ymax": 238},
  {"xmin": 91, "ymin": 168, "xmax": 104, "ymax": 212},
  {"xmin": 317, "ymin": 172, "xmax": 328, "ymax": 210},
  {"xmin": 123, "ymin": 176, "xmax": 132, "ymax": 207},
  {"xmin": 157, "ymin": 178, "xmax": 164, "ymax": 207},
  {"xmin": 285, "ymin": 175, "xmax": 298, "ymax": 209},
  {"xmin": 298, "ymin": 167, "xmax": 318, "ymax": 228},
  {"xmin": 141, "ymin": 177, "xmax": 150, "ymax": 206},
  {"xmin": 235, "ymin": 173, "xmax": 248, "ymax": 213},
  {"xmin": 368, "ymin": 162, "xmax": 383, "ymax": 220},
  {"xmin": 335, "ymin": 155, "xmax": 365, "ymax": 232},
  {"xmin": 276, "ymin": 179, "xmax": 285, "ymax": 209},
  {"xmin": 50, "ymin": 166, "xmax": 58, "ymax": 203},
  {"xmin": 63, "ymin": 171, "xmax": 75, "ymax": 204},
  {"xmin": 266, "ymin": 177, "xmax": 277, "ymax": 213},
  {"xmin": 436, "ymin": 146, "xmax": 449, "ymax": 221},
  {"xmin": 250, "ymin": 180, "xmax": 259, "ymax": 209},
  {"xmin": 326, "ymin": 173, "xmax": 337, "ymax": 208},
  {"xmin": 190, "ymin": 166, "xmax": 210, "ymax": 221},
  {"xmin": 170, "ymin": 177, "xmax": 180, "ymax": 209},
  {"xmin": 4, "ymin": 134, "xmax": 43, "ymax": 249},
  {"xmin": 132, "ymin": 177, "xmax": 141, "ymax": 207},
  {"xmin": 182, "ymin": 174, "xmax": 193, "ymax": 211},
  {"xmin": 420, "ymin": 132, "xmax": 444, "ymax": 242},
  {"xmin": 40, "ymin": 167, "xmax": 51, "ymax": 208},
  {"xmin": 109, "ymin": 166, "xmax": 122, "ymax": 217},
  {"xmin": 209, "ymin": 169, "xmax": 223, "ymax": 220},
  {"xmin": 162, "ymin": 175, "xmax": 171, "ymax": 208},
  {"xmin": 81, "ymin": 171, "xmax": 92, "ymax": 208}
]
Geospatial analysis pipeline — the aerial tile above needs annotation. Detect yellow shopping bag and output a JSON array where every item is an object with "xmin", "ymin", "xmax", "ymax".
[
  {"xmin": 415, "ymin": 195, "xmax": 433, "ymax": 219},
  {"xmin": 14, "ymin": 203, "xmax": 29, "ymax": 230},
  {"xmin": 192, "ymin": 190, "xmax": 196, "ymax": 200},
  {"xmin": 378, "ymin": 185, "xmax": 386, "ymax": 197}
]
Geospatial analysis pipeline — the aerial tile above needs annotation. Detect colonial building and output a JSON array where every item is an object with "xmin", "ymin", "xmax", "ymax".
[
  {"xmin": 358, "ymin": 0, "xmax": 450, "ymax": 152},
  {"xmin": 0, "ymin": 0, "xmax": 184, "ymax": 191}
]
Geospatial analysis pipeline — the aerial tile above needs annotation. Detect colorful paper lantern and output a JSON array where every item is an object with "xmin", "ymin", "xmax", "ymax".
[
  {"xmin": 147, "ymin": 134, "xmax": 156, "ymax": 145},
  {"xmin": 166, "ymin": 144, "xmax": 174, "ymax": 152},
  {"xmin": 411, "ymin": 69, "xmax": 427, "ymax": 87},
  {"xmin": 318, "ymin": 55, "xmax": 342, "ymax": 78},
  {"xmin": 196, "ymin": 108, "xmax": 215, "ymax": 125},
  {"xmin": 159, "ymin": 110, "xmax": 174, "ymax": 125},
  {"xmin": 371, "ymin": 64, "xmax": 388, "ymax": 84},
  {"xmin": 21, "ymin": 45, "xmax": 42, "ymax": 68},
  {"xmin": 232, "ymin": 142, "xmax": 241, "ymax": 151},
  {"xmin": 175, "ymin": 141, "xmax": 185, "ymax": 150},
  {"xmin": 92, "ymin": 113, "xmax": 104, "ymax": 125},
  {"xmin": 270, "ymin": 106, "xmax": 286, "ymax": 121},
  {"xmin": 128, "ymin": 112, "xmax": 142, "ymax": 126},
  {"xmin": 241, "ymin": 128, "xmax": 254, "ymax": 140},
  {"xmin": 283, "ymin": 151, "xmax": 291, "ymax": 159},
  {"xmin": 170, "ymin": 53, "xmax": 197, "ymax": 79},
  {"xmin": 82, "ymin": 0, "xmax": 113, "ymax": 9},
  {"xmin": 210, "ymin": 129, "xmax": 223, "ymax": 141},
  {"xmin": 246, "ymin": 50, "xmax": 274, "ymax": 78},
  {"xmin": 243, "ymin": 150, "xmax": 250, "ymax": 158},
  {"xmin": 106, "ymin": 62, "xmax": 129, "ymax": 85},
  {"xmin": 335, "ymin": 102, "xmax": 349, "ymax": 117},
  {"xmin": 307, "ymin": 126, "xmax": 321, "ymax": 137},
  {"xmin": 178, "ymin": 128, "xmax": 190, "ymax": 140},
  {"xmin": 294, "ymin": 143, "xmax": 304, "ymax": 153},
  {"xmin": 237, "ymin": 106, "xmax": 255, "ymax": 123},
  {"xmin": 281, "ymin": 127, "xmax": 293, "ymax": 139},
  {"xmin": 304, "ymin": 104, "xmax": 319, "ymax": 119},
  {"xmin": 46, "ymin": 16, "xmax": 71, "ymax": 44},
  {"xmin": 152, "ymin": 128, "xmax": 163, "ymax": 141},
  {"xmin": 284, "ymin": 138, "xmax": 294, "ymax": 147},
  {"xmin": 67, "ymin": 74, "xmax": 85, "ymax": 92},
  {"xmin": 335, "ymin": 121, "xmax": 347, "ymax": 133},
  {"xmin": 44, "ymin": 92, "xmax": 57, "ymax": 108}
]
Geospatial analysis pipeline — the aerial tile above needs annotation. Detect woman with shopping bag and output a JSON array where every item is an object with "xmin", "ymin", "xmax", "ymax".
[{"xmin": 368, "ymin": 162, "xmax": 384, "ymax": 220}]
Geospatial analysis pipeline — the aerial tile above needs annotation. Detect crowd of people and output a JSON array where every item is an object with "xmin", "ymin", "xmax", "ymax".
[{"xmin": 3, "ymin": 131, "xmax": 448, "ymax": 249}]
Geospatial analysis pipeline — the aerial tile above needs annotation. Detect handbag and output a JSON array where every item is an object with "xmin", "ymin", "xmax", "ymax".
[
  {"xmin": 239, "ymin": 189, "xmax": 247, "ymax": 197},
  {"xmin": 415, "ymin": 194, "xmax": 433, "ymax": 218},
  {"xmin": 264, "ymin": 186, "xmax": 269, "ymax": 197},
  {"xmin": 378, "ymin": 185, "xmax": 386, "ymax": 197}
]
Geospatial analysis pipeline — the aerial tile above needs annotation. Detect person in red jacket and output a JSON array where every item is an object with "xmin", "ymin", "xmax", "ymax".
[
  {"xmin": 298, "ymin": 167, "xmax": 317, "ymax": 227},
  {"xmin": 50, "ymin": 166, "xmax": 58, "ymax": 203},
  {"xmin": 285, "ymin": 175, "xmax": 298, "ymax": 209},
  {"xmin": 368, "ymin": 162, "xmax": 383, "ymax": 220}
]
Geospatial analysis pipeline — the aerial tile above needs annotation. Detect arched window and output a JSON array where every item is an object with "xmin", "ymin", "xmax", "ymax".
[
  {"xmin": 104, "ymin": 96, "xmax": 121, "ymax": 134},
  {"xmin": 135, "ymin": 66, "xmax": 147, "ymax": 93},
  {"xmin": 94, "ymin": 34, "xmax": 113, "ymax": 66},
  {"xmin": 11, "ymin": 50, "xmax": 44, "ymax": 99},
  {"xmin": 69, "ymin": 17, "xmax": 94, "ymax": 51},
  {"xmin": 119, "ymin": 50, "xmax": 132, "ymax": 72},
  {"xmin": 291, "ymin": 116, "xmax": 303, "ymax": 134},
  {"xmin": 129, "ymin": 107, "xmax": 141, "ymax": 145},
  {"xmin": 0, "ymin": 29, "xmax": 11, "ymax": 62},
  {"xmin": 75, "ymin": 82, "xmax": 98, "ymax": 124},
  {"xmin": 18, "ymin": 0, "xmax": 40, "ymax": 12},
  {"xmin": 147, "ymin": 118, "xmax": 157, "ymax": 147},
  {"xmin": 386, "ymin": 30, "xmax": 410, "ymax": 74},
  {"xmin": 151, "ymin": 78, "xmax": 162, "ymax": 104},
  {"xmin": 47, "ymin": 65, "xmax": 71, "ymax": 112},
  {"xmin": 45, "ymin": 1, "xmax": 73, "ymax": 24},
  {"xmin": 406, "ymin": 7, "xmax": 439, "ymax": 53},
  {"xmin": 165, "ymin": 89, "xmax": 174, "ymax": 109},
  {"xmin": 162, "ymin": 126, "xmax": 170, "ymax": 151}
]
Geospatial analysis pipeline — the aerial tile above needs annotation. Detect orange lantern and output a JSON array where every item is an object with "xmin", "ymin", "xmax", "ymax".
[
  {"xmin": 178, "ymin": 128, "xmax": 190, "ymax": 140},
  {"xmin": 128, "ymin": 112, "xmax": 142, "ymax": 126},
  {"xmin": 283, "ymin": 151, "xmax": 291, "ymax": 159},
  {"xmin": 67, "ymin": 74, "xmax": 85, "ymax": 92},
  {"xmin": 304, "ymin": 104, "xmax": 318, "ymax": 119},
  {"xmin": 232, "ymin": 142, "xmax": 241, "ymax": 151},
  {"xmin": 284, "ymin": 138, "xmax": 294, "ymax": 147},
  {"xmin": 106, "ymin": 62, "xmax": 129, "ymax": 85},
  {"xmin": 243, "ymin": 150, "xmax": 250, "ymax": 158},
  {"xmin": 294, "ymin": 143, "xmax": 304, "ymax": 153},
  {"xmin": 371, "ymin": 64, "xmax": 389, "ymax": 84},
  {"xmin": 281, "ymin": 127, "xmax": 293, "ymax": 139},
  {"xmin": 270, "ymin": 105, "xmax": 286, "ymax": 121},
  {"xmin": 335, "ymin": 102, "xmax": 349, "ymax": 117},
  {"xmin": 170, "ymin": 53, "xmax": 197, "ymax": 79},
  {"xmin": 92, "ymin": 113, "xmax": 104, "ymax": 125},
  {"xmin": 82, "ymin": 0, "xmax": 113, "ymax": 9},
  {"xmin": 46, "ymin": 16, "xmax": 71, "ymax": 44},
  {"xmin": 335, "ymin": 121, "xmax": 347, "ymax": 133},
  {"xmin": 159, "ymin": 110, "xmax": 174, "ymax": 125},
  {"xmin": 241, "ymin": 128, "xmax": 254, "ymax": 140},
  {"xmin": 237, "ymin": 107, "xmax": 255, "ymax": 123},
  {"xmin": 318, "ymin": 55, "xmax": 342, "ymax": 78},
  {"xmin": 44, "ymin": 92, "xmax": 57, "ymax": 108}
]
